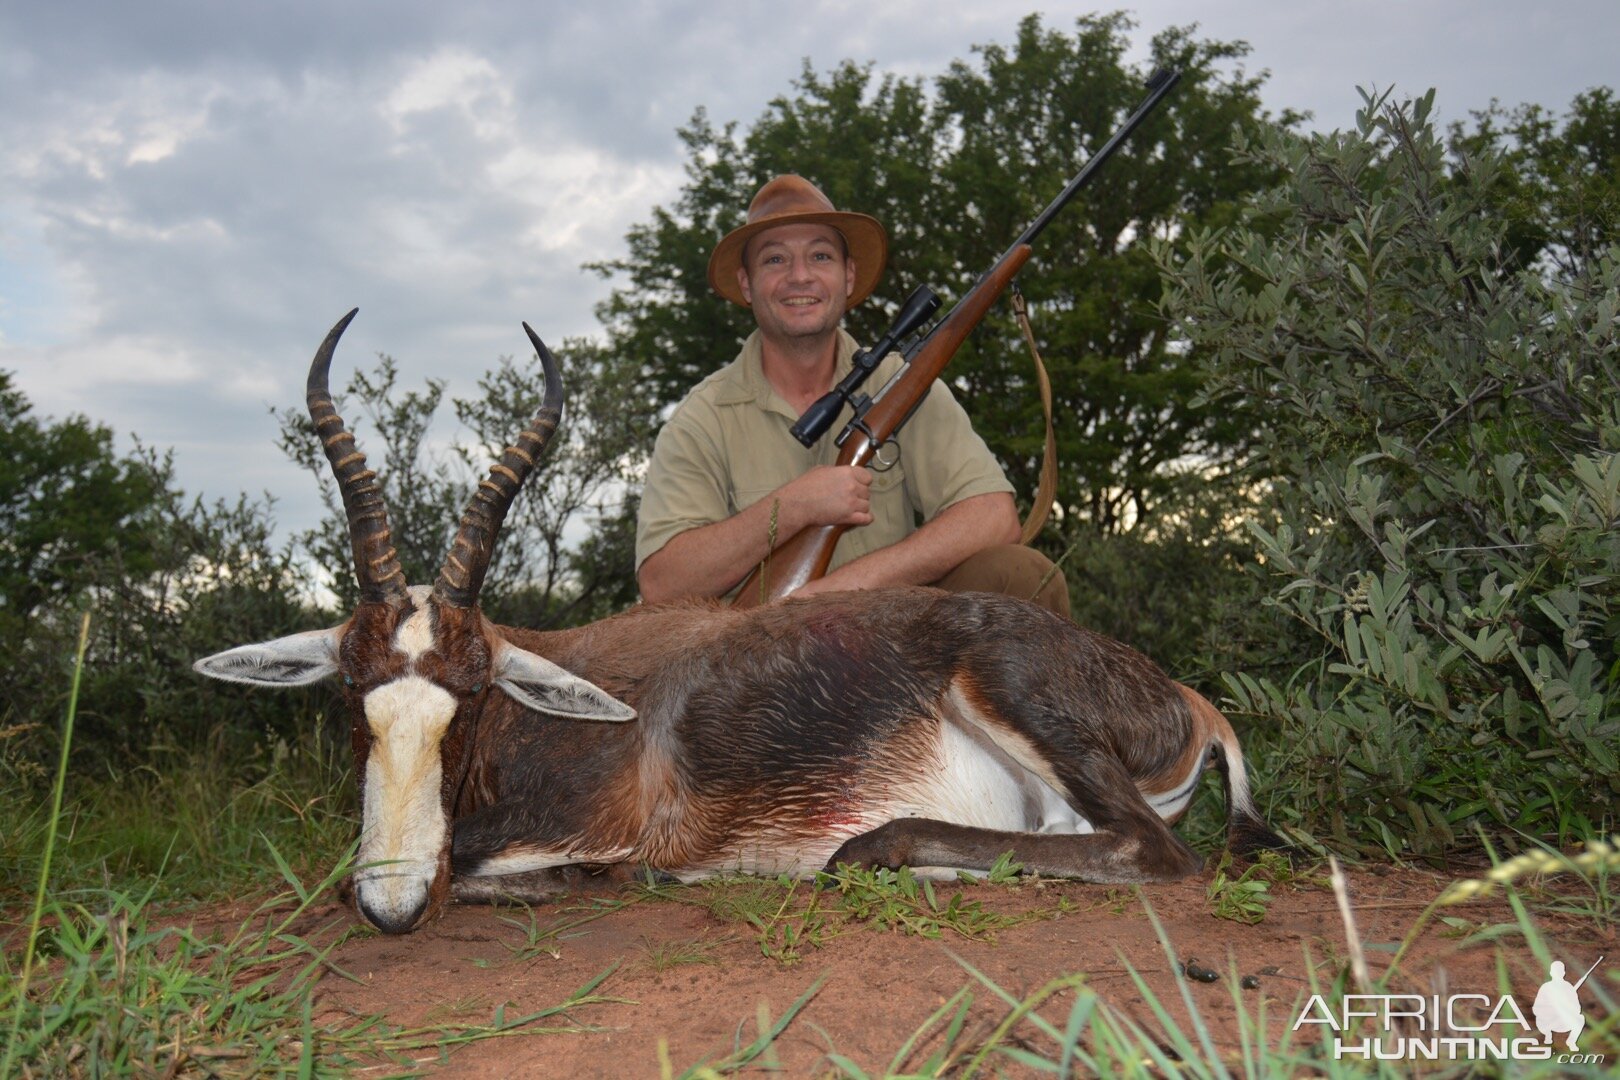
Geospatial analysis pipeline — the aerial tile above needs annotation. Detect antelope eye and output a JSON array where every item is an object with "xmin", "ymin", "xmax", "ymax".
[
  {"xmin": 342, "ymin": 673, "xmax": 356, "ymax": 688},
  {"xmin": 470, "ymin": 682, "xmax": 484, "ymax": 695}
]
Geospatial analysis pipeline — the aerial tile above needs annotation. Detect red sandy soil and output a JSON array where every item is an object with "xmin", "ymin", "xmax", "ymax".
[{"xmin": 262, "ymin": 863, "xmax": 1614, "ymax": 1077}]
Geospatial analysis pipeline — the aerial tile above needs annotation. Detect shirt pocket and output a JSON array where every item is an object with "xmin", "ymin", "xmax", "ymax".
[{"xmin": 861, "ymin": 463, "xmax": 914, "ymax": 549}]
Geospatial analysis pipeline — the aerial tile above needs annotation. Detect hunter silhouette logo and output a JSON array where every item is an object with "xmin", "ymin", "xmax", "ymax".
[{"xmin": 1534, "ymin": 957, "xmax": 1601, "ymax": 1051}]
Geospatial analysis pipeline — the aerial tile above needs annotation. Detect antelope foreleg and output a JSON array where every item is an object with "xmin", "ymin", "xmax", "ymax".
[
  {"xmin": 451, "ymin": 862, "xmax": 670, "ymax": 905},
  {"xmin": 826, "ymin": 819, "xmax": 1203, "ymax": 885}
]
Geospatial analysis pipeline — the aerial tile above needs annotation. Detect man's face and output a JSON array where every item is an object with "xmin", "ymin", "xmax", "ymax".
[{"xmin": 737, "ymin": 223, "xmax": 856, "ymax": 344}]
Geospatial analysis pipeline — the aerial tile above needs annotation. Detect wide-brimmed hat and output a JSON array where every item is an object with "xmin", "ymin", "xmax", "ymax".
[{"xmin": 707, "ymin": 175, "xmax": 887, "ymax": 308}]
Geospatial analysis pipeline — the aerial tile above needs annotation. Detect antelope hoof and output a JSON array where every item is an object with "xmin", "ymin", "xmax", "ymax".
[{"xmin": 825, "ymin": 823, "xmax": 907, "ymax": 872}]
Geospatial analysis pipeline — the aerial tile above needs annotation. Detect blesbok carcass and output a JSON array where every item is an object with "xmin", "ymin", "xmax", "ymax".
[{"xmin": 196, "ymin": 311, "xmax": 1281, "ymax": 935}]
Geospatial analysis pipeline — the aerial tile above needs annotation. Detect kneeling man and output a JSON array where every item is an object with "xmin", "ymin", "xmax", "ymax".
[{"xmin": 636, "ymin": 174, "xmax": 1069, "ymax": 617}]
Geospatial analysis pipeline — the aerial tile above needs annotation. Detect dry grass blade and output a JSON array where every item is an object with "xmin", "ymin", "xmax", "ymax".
[{"xmin": 1327, "ymin": 856, "xmax": 1371, "ymax": 993}]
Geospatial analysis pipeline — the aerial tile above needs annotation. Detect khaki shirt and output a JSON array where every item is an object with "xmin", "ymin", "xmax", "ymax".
[{"xmin": 636, "ymin": 329, "xmax": 1013, "ymax": 593}]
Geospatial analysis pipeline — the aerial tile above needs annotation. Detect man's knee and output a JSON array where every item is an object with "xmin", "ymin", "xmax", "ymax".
[{"xmin": 934, "ymin": 544, "xmax": 1070, "ymax": 620}]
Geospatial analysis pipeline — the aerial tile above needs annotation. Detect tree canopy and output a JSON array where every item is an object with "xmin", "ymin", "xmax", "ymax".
[
  {"xmin": 0, "ymin": 371, "xmax": 168, "ymax": 629},
  {"xmin": 1452, "ymin": 86, "xmax": 1619, "ymax": 279}
]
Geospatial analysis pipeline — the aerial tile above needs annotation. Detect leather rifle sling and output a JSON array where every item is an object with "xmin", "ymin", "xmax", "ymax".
[{"xmin": 1010, "ymin": 283, "xmax": 1058, "ymax": 543}]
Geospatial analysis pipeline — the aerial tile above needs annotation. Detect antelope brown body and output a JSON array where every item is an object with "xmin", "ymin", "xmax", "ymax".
[{"xmin": 196, "ymin": 312, "xmax": 1279, "ymax": 935}]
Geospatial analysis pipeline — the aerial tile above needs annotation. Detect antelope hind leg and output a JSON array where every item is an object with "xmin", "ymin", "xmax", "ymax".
[{"xmin": 826, "ymin": 818, "xmax": 1203, "ymax": 885}]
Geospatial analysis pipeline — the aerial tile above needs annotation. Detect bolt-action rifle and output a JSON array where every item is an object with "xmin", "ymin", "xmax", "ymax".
[{"xmin": 732, "ymin": 68, "xmax": 1181, "ymax": 607}]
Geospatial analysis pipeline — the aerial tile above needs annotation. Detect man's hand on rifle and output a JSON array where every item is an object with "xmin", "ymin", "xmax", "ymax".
[
  {"xmin": 637, "ymin": 464, "xmax": 876, "ymax": 604},
  {"xmin": 792, "ymin": 491, "xmax": 1021, "ymax": 599},
  {"xmin": 784, "ymin": 465, "xmax": 874, "ymax": 529}
]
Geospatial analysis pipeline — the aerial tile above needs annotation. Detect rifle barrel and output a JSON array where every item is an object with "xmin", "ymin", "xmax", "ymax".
[{"xmin": 1002, "ymin": 67, "xmax": 1182, "ymax": 262}]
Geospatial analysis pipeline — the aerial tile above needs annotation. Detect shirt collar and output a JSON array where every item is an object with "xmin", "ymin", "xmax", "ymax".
[{"xmin": 712, "ymin": 328, "xmax": 859, "ymax": 417}]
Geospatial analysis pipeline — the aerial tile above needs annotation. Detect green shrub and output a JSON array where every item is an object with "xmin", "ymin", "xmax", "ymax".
[
  {"xmin": 1162, "ymin": 88, "xmax": 1619, "ymax": 857},
  {"xmin": 0, "ymin": 373, "xmax": 329, "ymax": 772},
  {"xmin": 1057, "ymin": 497, "xmax": 1266, "ymax": 682}
]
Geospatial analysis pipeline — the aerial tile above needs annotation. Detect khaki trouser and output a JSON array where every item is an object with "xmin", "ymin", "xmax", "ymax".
[{"xmin": 932, "ymin": 544, "xmax": 1071, "ymax": 621}]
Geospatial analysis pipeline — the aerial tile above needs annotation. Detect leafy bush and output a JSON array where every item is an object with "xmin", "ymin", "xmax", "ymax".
[
  {"xmin": 1057, "ymin": 495, "xmax": 1265, "ymax": 680},
  {"xmin": 0, "ymin": 375, "xmax": 326, "ymax": 774},
  {"xmin": 1162, "ymin": 88, "xmax": 1619, "ymax": 857}
]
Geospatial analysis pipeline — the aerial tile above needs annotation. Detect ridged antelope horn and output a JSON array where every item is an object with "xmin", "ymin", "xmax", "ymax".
[
  {"xmin": 306, "ymin": 309, "xmax": 408, "ymax": 604},
  {"xmin": 432, "ymin": 323, "xmax": 564, "ymax": 609}
]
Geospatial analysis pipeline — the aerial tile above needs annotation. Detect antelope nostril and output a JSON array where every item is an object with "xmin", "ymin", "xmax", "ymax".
[{"xmin": 357, "ymin": 890, "xmax": 429, "ymax": 935}]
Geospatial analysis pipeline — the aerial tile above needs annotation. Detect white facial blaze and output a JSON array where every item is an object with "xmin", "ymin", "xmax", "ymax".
[
  {"xmin": 393, "ymin": 594, "xmax": 435, "ymax": 659},
  {"xmin": 356, "ymin": 675, "xmax": 457, "ymax": 926}
]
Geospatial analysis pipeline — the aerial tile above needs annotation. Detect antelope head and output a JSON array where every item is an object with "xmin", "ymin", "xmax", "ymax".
[{"xmin": 195, "ymin": 311, "xmax": 633, "ymax": 934}]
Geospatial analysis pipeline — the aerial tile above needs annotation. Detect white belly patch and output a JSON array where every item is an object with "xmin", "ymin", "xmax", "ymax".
[
  {"xmin": 675, "ymin": 719, "xmax": 1094, "ymax": 880},
  {"xmin": 886, "ymin": 716, "xmax": 1093, "ymax": 835}
]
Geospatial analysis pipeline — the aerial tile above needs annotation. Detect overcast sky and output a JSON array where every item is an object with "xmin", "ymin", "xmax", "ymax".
[{"xmin": 3, "ymin": 1, "xmax": 1614, "ymax": 544}]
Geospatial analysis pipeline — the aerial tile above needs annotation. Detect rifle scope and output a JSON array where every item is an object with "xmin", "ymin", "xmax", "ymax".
[{"xmin": 790, "ymin": 284, "xmax": 941, "ymax": 447}]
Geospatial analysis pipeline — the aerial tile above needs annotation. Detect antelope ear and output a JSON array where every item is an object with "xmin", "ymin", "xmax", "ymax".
[
  {"xmin": 492, "ymin": 642, "xmax": 636, "ymax": 722},
  {"xmin": 194, "ymin": 627, "xmax": 342, "ymax": 687}
]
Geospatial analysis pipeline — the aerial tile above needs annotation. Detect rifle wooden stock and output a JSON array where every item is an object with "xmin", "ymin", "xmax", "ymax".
[{"xmin": 733, "ymin": 245, "xmax": 1033, "ymax": 607}]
